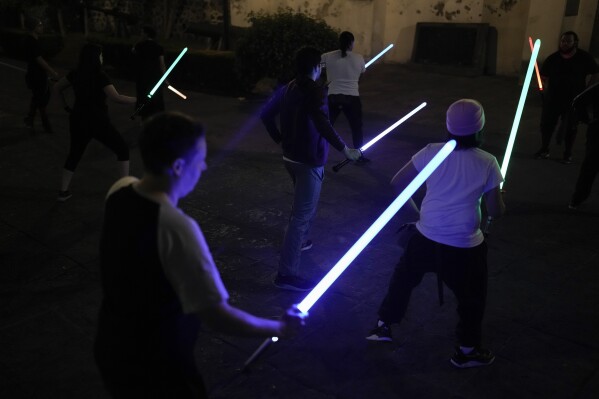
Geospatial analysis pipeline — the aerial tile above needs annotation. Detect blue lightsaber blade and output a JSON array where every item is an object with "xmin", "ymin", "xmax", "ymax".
[
  {"xmin": 131, "ymin": 47, "xmax": 188, "ymax": 119},
  {"xmin": 499, "ymin": 39, "xmax": 540, "ymax": 189},
  {"xmin": 333, "ymin": 102, "xmax": 427, "ymax": 172},
  {"xmin": 149, "ymin": 47, "xmax": 188, "ymax": 98},
  {"xmin": 483, "ymin": 39, "xmax": 540, "ymax": 235},
  {"xmin": 243, "ymin": 140, "xmax": 457, "ymax": 370},
  {"xmin": 365, "ymin": 44, "xmax": 394, "ymax": 68}
]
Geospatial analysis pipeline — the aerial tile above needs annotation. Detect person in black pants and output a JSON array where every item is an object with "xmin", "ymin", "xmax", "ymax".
[
  {"xmin": 366, "ymin": 99, "xmax": 505, "ymax": 368},
  {"xmin": 534, "ymin": 31, "xmax": 599, "ymax": 164},
  {"xmin": 53, "ymin": 43, "xmax": 136, "ymax": 202},
  {"xmin": 569, "ymin": 83, "xmax": 599, "ymax": 208},
  {"xmin": 132, "ymin": 26, "xmax": 167, "ymax": 120},
  {"xmin": 23, "ymin": 17, "xmax": 59, "ymax": 133}
]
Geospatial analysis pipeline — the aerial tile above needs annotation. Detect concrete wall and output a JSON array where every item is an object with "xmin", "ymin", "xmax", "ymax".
[{"xmin": 229, "ymin": 0, "xmax": 595, "ymax": 76}]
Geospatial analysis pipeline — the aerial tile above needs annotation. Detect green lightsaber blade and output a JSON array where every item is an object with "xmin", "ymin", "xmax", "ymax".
[
  {"xmin": 148, "ymin": 47, "xmax": 188, "ymax": 98},
  {"xmin": 500, "ymin": 39, "xmax": 540, "ymax": 189}
]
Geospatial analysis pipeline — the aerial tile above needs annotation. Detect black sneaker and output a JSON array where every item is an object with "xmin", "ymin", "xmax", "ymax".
[
  {"xmin": 300, "ymin": 240, "xmax": 313, "ymax": 251},
  {"xmin": 450, "ymin": 346, "xmax": 495, "ymax": 368},
  {"xmin": 273, "ymin": 274, "xmax": 315, "ymax": 292},
  {"xmin": 365, "ymin": 322, "xmax": 392, "ymax": 342},
  {"xmin": 57, "ymin": 190, "xmax": 72, "ymax": 202},
  {"xmin": 534, "ymin": 150, "xmax": 550, "ymax": 159},
  {"xmin": 561, "ymin": 156, "xmax": 573, "ymax": 165}
]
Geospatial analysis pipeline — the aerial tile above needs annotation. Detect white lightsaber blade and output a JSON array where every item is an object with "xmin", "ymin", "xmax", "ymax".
[
  {"xmin": 148, "ymin": 47, "xmax": 188, "ymax": 98},
  {"xmin": 0, "ymin": 61, "xmax": 26, "ymax": 72},
  {"xmin": 499, "ymin": 39, "xmax": 541, "ymax": 189},
  {"xmin": 361, "ymin": 102, "xmax": 427, "ymax": 152},
  {"xmin": 167, "ymin": 85, "xmax": 187, "ymax": 99},
  {"xmin": 244, "ymin": 140, "xmax": 457, "ymax": 369},
  {"xmin": 365, "ymin": 44, "xmax": 394, "ymax": 69}
]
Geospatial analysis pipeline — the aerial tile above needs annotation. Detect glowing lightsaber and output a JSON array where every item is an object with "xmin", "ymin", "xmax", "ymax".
[
  {"xmin": 0, "ymin": 61, "xmax": 26, "ymax": 72},
  {"xmin": 333, "ymin": 102, "xmax": 427, "ymax": 172},
  {"xmin": 167, "ymin": 85, "xmax": 187, "ymax": 99},
  {"xmin": 529, "ymin": 37, "xmax": 543, "ymax": 91},
  {"xmin": 500, "ymin": 39, "xmax": 540, "ymax": 188},
  {"xmin": 483, "ymin": 39, "xmax": 540, "ymax": 235},
  {"xmin": 365, "ymin": 44, "xmax": 394, "ymax": 68},
  {"xmin": 131, "ymin": 47, "xmax": 188, "ymax": 118},
  {"xmin": 243, "ymin": 140, "xmax": 457, "ymax": 371}
]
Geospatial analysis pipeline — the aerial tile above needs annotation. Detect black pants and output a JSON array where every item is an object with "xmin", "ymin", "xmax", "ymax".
[
  {"xmin": 540, "ymin": 101, "xmax": 578, "ymax": 158},
  {"xmin": 64, "ymin": 113, "xmax": 129, "ymax": 172},
  {"xmin": 378, "ymin": 232, "xmax": 488, "ymax": 347},
  {"xmin": 571, "ymin": 121, "xmax": 599, "ymax": 205},
  {"xmin": 25, "ymin": 78, "xmax": 52, "ymax": 131},
  {"xmin": 328, "ymin": 94, "xmax": 363, "ymax": 148}
]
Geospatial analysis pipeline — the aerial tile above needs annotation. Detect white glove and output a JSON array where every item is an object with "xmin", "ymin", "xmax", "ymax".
[{"xmin": 343, "ymin": 146, "xmax": 362, "ymax": 161}]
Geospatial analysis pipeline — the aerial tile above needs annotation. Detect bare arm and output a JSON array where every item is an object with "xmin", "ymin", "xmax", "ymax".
[
  {"xmin": 103, "ymin": 84, "xmax": 136, "ymax": 104},
  {"xmin": 35, "ymin": 56, "xmax": 58, "ymax": 79},
  {"xmin": 197, "ymin": 301, "xmax": 303, "ymax": 338},
  {"xmin": 483, "ymin": 186, "xmax": 505, "ymax": 219},
  {"xmin": 390, "ymin": 161, "xmax": 420, "ymax": 214}
]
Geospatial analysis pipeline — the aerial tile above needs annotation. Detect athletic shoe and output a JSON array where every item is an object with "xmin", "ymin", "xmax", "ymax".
[
  {"xmin": 365, "ymin": 322, "xmax": 392, "ymax": 342},
  {"xmin": 561, "ymin": 156, "xmax": 573, "ymax": 165},
  {"xmin": 450, "ymin": 346, "xmax": 495, "ymax": 368},
  {"xmin": 273, "ymin": 274, "xmax": 315, "ymax": 292},
  {"xmin": 534, "ymin": 150, "xmax": 550, "ymax": 159},
  {"xmin": 300, "ymin": 240, "xmax": 313, "ymax": 251},
  {"xmin": 57, "ymin": 190, "xmax": 72, "ymax": 202}
]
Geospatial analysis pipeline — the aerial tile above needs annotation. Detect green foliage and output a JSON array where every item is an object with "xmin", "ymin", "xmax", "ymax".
[{"xmin": 235, "ymin": 8, "xmax": 338, "ymax": 89}]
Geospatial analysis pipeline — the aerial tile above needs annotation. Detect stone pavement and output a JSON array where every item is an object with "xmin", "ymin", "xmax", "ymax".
[{"xmin": 0, "ymin": 53, "xmax": 598, "ymax": 399}]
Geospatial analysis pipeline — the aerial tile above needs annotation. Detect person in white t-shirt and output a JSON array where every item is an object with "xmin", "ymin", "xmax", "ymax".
[
  {"xmin": 365, "ymin": 99, "xmax": 505, "ymax": 369},
  {"xmin": 321, "ymin": 31, "xmax": 368, "ymax": 162}
]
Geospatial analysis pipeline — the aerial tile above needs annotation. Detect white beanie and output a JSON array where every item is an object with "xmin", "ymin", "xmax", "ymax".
[{"xmin": 446, "ymin": 99, "xmax": 485, "ymax": 136}]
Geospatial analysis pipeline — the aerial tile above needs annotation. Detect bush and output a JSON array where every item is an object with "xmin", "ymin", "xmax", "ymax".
[
  {"xmin": 235, "ymin": 8, "xmax": 338, "ymax": 90},
  {"xmin": 0, "ymin": 27, "xmax": 63, "ymax": 60}
]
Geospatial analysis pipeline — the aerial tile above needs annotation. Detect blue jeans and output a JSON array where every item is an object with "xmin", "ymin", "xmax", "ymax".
[{"xmin": 279, "ymin": 161, "xmax": 324, "ymax": 277}]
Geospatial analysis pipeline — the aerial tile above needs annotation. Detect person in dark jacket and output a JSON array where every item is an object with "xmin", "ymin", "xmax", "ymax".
[
  {"xmin": 23, "ymin": 17, "xmax": 59, "ymax": 133},
  {"xmin": 261, "ymin": 46, "xmax": 361, "ymax": 292},
  {"xmin": 569, "ymin": 82, "xmax": 599, "ymax": 208}
]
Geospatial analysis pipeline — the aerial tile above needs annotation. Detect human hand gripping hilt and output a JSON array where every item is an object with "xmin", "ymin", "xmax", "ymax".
[
  {"xmin": 333, "ymin": 147, "xmax": 362, "ymax": 172},
  {"xmin": 241, "ymin": 305, "xmax": 307, "ymax": 373}
]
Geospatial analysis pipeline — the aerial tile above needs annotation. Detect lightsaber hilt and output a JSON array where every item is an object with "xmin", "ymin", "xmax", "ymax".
[
  {"xmin": 333, "ymin": 158, "xmax": 351, "ymax": 172},
  {"xmin": 242, "ymin": 336, "xmax": 277, "ymax": 373},
  {"xmin": 130, "ymin": 96, "xmax": 150, "ymax": 120}
]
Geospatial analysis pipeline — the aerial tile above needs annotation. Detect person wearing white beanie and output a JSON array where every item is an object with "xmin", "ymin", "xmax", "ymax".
[{"xmin": 366, "ymin": 99, "xmax": 506, "ymax": 369}]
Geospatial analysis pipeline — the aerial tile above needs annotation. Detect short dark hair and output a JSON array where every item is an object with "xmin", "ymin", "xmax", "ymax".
[
  {"xmin": 142, "ymin": 26, "xmax": 157, "ymax": 39},
  {"xmin": 139, "ymin": 112, "xmax": 206, "ymax": 175},
  {"xmin": 339, "ymin": 31, "xmax": 355, "ymax": 57},
  {"xmin": 295, "ymin": 46, "xmax": 321, "ymax": 75},
  {"xmin": 562, "ymin": 31, "xmax": 579, "ymax": 43},
  {"xmin": 447, "ymin": 130, "xmax": 483, "ymax": 149}
]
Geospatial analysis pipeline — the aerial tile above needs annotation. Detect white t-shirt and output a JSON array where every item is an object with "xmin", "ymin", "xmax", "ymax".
[
  {"xmin": 321, "ymin": 50, "xmax": 365, "ymax": 96},
  {"xmin": 412, "ymin": 143, "xmax": 504, "ymax": 248}
]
